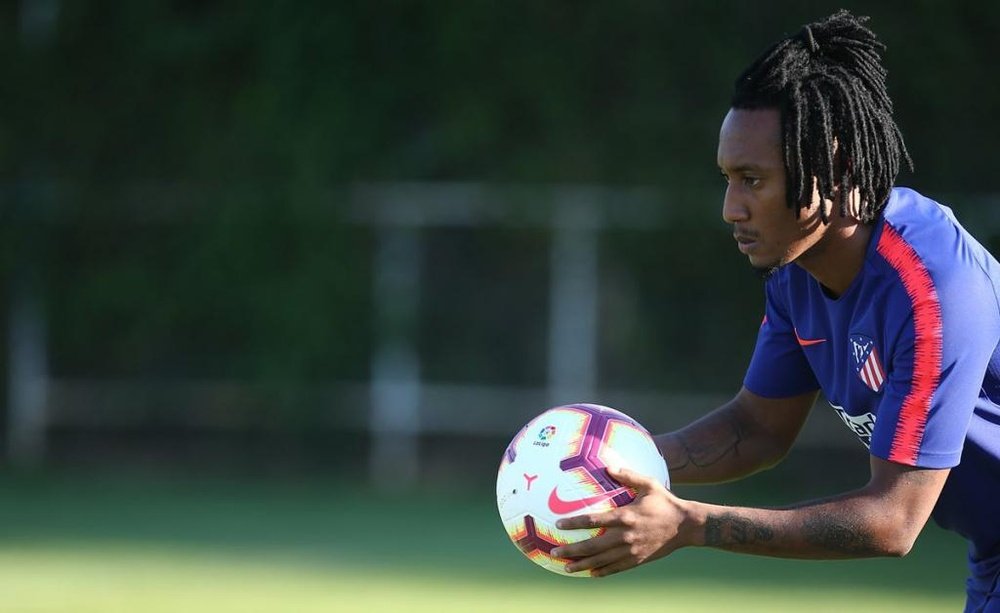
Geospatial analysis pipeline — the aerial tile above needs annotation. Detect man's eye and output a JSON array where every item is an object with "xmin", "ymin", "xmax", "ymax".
[{"xmin": 743, "ymin": 177, "xmax": 761, "ymax": 188}]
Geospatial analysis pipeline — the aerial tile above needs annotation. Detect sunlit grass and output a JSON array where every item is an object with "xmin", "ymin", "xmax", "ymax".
[
  {"xmin": 0, "ymin": 472, "xmax": 968, "ymax": 612},
  {"xmin": 0, "ymin": 542, "xmax": 965, "ymax": 613}
]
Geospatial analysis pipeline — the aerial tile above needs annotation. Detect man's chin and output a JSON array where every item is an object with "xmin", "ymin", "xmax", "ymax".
[{"xmin": 750, "ymin": 261, "xmax": 780, "ymax": 280}]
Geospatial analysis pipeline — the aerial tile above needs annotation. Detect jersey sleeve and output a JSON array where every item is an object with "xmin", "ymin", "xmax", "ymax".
[
  {"xmin": 869, "ymin": 226, "xmax": 1000, "ymax": 468},
  {"xmin": 743, "ymin": 278, "xmax": 820, "ymax": 398}
]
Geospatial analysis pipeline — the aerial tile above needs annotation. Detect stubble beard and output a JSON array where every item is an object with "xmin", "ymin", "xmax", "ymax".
[
  {"xmin": 750, "ymin": 250, "xmax": 790, "ymax": 281},
  {"xmin": 752, "ymin": 263, "xmax": 780, "ymax": 281}
]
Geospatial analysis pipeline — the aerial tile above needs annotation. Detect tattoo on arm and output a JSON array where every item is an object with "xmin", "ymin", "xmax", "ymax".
[
  {"xmin": 672, "ymin": 414, "xmax": 744, "ymax": 472},
  {"xmin": 704, "ymin": 513, "xmax": 774, "ymax": 547},
  {"xmin": 802, "ymin": 513, "xmax": 878, "ymax": 555},
  {"xmin": 704, "ymin": 511, "xmax": 879, "ymax": 556}
]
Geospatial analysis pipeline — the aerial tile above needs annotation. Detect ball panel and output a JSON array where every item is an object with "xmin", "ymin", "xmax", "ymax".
[{"xmin": 515, "ymin": 516, "xmax": 598, "ymax": 578}]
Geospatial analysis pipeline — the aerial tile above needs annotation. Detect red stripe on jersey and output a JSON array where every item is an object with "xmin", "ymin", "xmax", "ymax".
[{"xmin": 876, "ymin": 224, "xmax": 943, "ymax": 465}]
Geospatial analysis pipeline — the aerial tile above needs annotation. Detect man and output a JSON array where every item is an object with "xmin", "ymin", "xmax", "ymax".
[{"xmin": 550, "ymin": 10, "xmax": 1000, "ymax": 611}]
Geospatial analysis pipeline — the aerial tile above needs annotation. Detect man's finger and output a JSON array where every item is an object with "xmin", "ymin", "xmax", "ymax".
[
  {"xmin": 608, "ymin": 465, "xmax": 660, "ymax": 491},
  {"xmin": 589, "ymin": 555, "xmax": 641, "ymax": 577},
  {"xmin": 562, "ymin": 544, "xmax": 632, "ymax": 575},
  {"xmin": 555, "ymin": 510, "xmax": 623, "ymax": 531},
  {"xmin": 550, "ymin": 530, "xmax": 618, "ymax": 559}
]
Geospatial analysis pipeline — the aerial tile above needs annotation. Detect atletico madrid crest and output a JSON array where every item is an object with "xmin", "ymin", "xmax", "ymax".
[{"xmin": 850, "ymin": 334, "xmax": 885, "ymax": 393}]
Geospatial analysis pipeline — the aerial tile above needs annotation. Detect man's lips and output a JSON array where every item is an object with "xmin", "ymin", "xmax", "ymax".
[{"xmin": 734, "ymin": 233, "xmax": 758, "ymax": 254}]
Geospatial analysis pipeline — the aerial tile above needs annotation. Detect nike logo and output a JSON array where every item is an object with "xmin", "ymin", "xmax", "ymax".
[
  {"xmin": 547, "ymin": 486, "xmax": 630, "ymax": 515},
  {"xmin": 794, "ymin": 328, "xmax": 827, "ymax": 347}
]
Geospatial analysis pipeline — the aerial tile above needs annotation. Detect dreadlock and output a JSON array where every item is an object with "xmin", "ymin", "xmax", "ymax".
[{"xmin": 731, "ymin": 9, "xmax": 913, "ymax": 224}]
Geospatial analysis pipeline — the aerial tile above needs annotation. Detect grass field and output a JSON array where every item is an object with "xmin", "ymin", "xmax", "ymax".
[{"xmin": 0, "ymin": 471, "xmax": 968, "ymax": 612}]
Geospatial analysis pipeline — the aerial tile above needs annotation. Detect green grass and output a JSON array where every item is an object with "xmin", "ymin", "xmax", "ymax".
[{"xmin": 0, "ymin": 472, "xmax": 969, "ymax": 612}]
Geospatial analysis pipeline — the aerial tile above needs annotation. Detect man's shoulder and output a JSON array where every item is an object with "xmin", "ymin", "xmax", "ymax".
[
  {"xmin": 875, "ymin": 187, "xmax": 995, "ymax": 278},
  {"xmin": 874, "ymin": 187, "xmax": 1000, "ymax": 316},
  {"xmin": 879, "ymin": 187, "xmax": 955, "ymax": 240}
]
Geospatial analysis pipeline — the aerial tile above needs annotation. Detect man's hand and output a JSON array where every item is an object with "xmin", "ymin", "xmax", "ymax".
[
  {"xmin": 550, "ymin": 466, "xmax": 694, "ymax": 577},
  {"xmin": 553, "ymin": 456, "xmax": 948, "ymax": 575}
]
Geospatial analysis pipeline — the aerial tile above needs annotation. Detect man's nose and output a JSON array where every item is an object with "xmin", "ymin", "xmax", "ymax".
[{"xmin": 722, "ymin": 184, "xmax": 750, "ymax": 224}]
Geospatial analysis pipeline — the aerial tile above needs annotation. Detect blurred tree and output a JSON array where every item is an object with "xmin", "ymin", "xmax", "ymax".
[{"xmin": 2, "ymin": 0, "xmax": 997, "ymax": 403}]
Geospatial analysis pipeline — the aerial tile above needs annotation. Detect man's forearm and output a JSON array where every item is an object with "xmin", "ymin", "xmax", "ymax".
[
  {"xmin": 681, "ymin": 491, "xmax": 915, "ymax": 559},
  {"xmin": 656, "ymin": 403, "xmax": 783, "ymax": 484},
  {"xmin": 657, "ymin": 421, "xmax": 750, "ymax": 484},
  {"xmin": 655, "ymin": 390, "xmax": 816, "ymax": 485}
]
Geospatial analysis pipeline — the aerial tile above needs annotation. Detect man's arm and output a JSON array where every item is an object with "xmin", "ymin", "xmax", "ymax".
[
  {"xmin": 553, "ymin": 457, "xmax": 949, "ymax": 576},
  {"xmin": 655, "ymin": 387, "xmax": 818, "ymax": 484},
  {"xmin": 693, "ymin": 457, "xmax": 948, "ymax": 558}
]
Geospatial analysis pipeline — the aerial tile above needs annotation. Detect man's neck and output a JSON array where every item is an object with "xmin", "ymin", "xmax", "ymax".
[{"xmin": 796, "ymin": 219, "xmax": 873, "ymax": 298}]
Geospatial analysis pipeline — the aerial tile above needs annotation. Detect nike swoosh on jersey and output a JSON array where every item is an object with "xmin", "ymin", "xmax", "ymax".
[
  {"xmin": 794, "ymin": 329, "xmax": 827, "ymax": 347},
  {"xmin": 547, "ymin": 486, "xmax": 630, "ymax": 515}
]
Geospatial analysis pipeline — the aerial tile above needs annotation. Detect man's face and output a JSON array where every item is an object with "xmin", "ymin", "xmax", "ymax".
[{"xmin": 716, "ymin": 108, "xmax": 830, "ymax": 275}]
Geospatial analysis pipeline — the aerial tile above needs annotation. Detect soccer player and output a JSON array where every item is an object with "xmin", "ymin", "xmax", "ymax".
[{"xmin": 549, "ymin": 10, "xmax": 1000, "ymax": 611}]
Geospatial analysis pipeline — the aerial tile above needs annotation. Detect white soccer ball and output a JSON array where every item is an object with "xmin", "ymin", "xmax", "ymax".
[{"xmin": 496, "ymin": 403, "xmax": 669, "ymax": 577}]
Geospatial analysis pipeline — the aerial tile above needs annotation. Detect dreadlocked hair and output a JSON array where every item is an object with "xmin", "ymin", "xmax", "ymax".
[{"xmin": 731, "ymin": 9, "xmax": 913, "ymax": 224}]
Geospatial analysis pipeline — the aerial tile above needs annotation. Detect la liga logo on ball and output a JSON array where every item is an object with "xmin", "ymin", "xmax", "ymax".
[
  {"xmin": 533, "ymin": 425, "xmax": 557, "ymax": 447},
  {"xmin": 496, "ymin": 403, "xmax": 669, "ymax": 577}
]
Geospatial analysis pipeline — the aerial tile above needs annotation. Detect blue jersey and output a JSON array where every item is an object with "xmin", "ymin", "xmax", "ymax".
[{"xmin": 744, "ymin": 187, "xmax": 1000, "ymax": 561}]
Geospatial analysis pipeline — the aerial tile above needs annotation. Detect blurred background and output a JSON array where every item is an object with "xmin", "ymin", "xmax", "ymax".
[{"xmin": 2, "ymin": 1, "xmax": 998, "ymax": 611}]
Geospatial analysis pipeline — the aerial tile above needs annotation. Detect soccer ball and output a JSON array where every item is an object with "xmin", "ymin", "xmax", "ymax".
[{"xmin": 496, "ymin": 403, "xmax": 669, "ymax": 577}]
